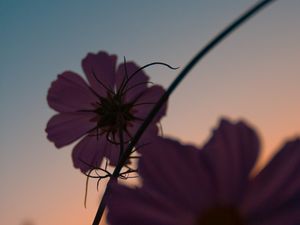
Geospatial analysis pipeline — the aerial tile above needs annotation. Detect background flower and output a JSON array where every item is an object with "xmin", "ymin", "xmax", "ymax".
[
  {"xmin": 46, "ymin": 51, "xmax": 166, "ymax": 172},
  {"xmin": 107, "ymin": 119, "xmax": 300, "ymax": 225}
]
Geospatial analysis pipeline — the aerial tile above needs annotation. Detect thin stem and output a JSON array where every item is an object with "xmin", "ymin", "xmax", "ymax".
[
  {"xmin": 118, "ymin": 62, "xmax": 178, "ymax": 94},
  {"xmin": 119, "ymin": 130, "xmax": 124, "ymax": 162},
  {"xmin": 92, "ymin": 0, "xmax": 277, "ymax": 224},
  {"xmin": 92, "ymin": 182, "xmax": 110, "ymax": 225},
  {"xmin": 117, "ymin": 57, "xmax": 129, "ymax": 94},
  {"xmin": 91, "ymin": 71, "xmax": 114, "ymax": 95}
]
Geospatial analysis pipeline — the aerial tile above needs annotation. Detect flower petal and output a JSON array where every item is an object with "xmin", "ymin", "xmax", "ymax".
[
  {"xmin": 72, "ymin": 135, "xmax": 108, "ymax": 173},
  {"xmin": 139, "ymin": 136, "xmax": 215, "ymax": 212},
  {"xmin": 200, "ymin": 118, "xmax": 260, "ymax": 205},
  {"xmin": 106, "ymin": 120, "xmax": 159, "ymax": 151},
  {"xmin": 116, "ymin": 62, "xmax": 149, "ymax": 101},
  {"xmin": 107, "ymin": 180, "xmax": 194, "ymax": 225},
  {"xmin": 124, "ymin": 120, "xmax": 159, "ymax": 143},
  {"xmin": 82, "ymin": 51, "xmax": 117, "ymax": 97},
  {"xmin": 104, "ymin": 143, "xmax": 119, "ymax": 166},
  {"xmin": 248, "ymin": 204, "xmax": 300, "ymax": 225},
  {"xmin": 132, "ymin": 85, "xmax": 167, "ymax": 123},
  {"xmin": 47, "ymin": 71, "xmax": 98, "ymax": 112},
  {"xmin": 241, "ymin": 138, "xmax": 300, "ymax": 223},
  {"xmin": 45, "ymin": 112, "xmax": 95, "ymax": 148}
]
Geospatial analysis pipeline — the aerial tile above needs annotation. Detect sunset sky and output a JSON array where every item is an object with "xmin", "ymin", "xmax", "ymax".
[{"xmin": 1, "ymin": 1, "xmax": 299, "ymax": 224}]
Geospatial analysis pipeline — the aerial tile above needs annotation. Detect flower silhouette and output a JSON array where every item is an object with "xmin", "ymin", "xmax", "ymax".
[
  {"xmin": 107, "ymin": 119, "xmax": 300, "ymax": 225},
  {"xmin": 46, "ymin": 51, "xmax": 167, "ymax": 172}
]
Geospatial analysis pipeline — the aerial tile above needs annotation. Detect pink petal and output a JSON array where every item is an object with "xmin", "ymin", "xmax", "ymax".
[
  {"xmin": 72, "ymin": 135, "xmax": 122, "ymax": 170},
  {"xmin": 132, "ymin": 85, "xmax": 166, "ymax": 122},
  {"xmin": 82, "ymin": 51, "xmax": 117, "ymax": 97},
  {"xmin": 72, "ymin": 135, "xmax": 107, "ymax": 173},
  {"xmin": 200, "ymin": 118, "xmax": 260, "ymax": 205},
  {"xmin": 104, "ymin": 143, "xmax": 119, "ymax": 166},
  {"xmin": 248, "ymin": 205, "xmax": 300, "ymax": 225},
  {"xmin": 47, "ymin": 71, "xmax": 98, "ymax": 112},
  {"xmin": 116, "ymin": 62, "xmax": 149, "ymax": 101},
  {"xmin": 107, "ymin": 180, "xmax": 191, "ymax": 225},
  {"xmin": 45, "ymin": 112, "xmax": 95, "ymax": 148},
  {"xmin": 139, "ymin": 137, "xmax": 215, "ymax": 212},
  {"xmin": 123, "ymin": 120, "xmax": 159, "ymax": 144},
  {"xmin": 105, "ymin": 120, "xmax": 158, "ymax": 150},
  {"xmin": 104, "ymin": 123, "xmax": 158, "ymax": 166},
  {"xmin": 241, "ymin": 138, "xmax": 300, "ymax": 223}
]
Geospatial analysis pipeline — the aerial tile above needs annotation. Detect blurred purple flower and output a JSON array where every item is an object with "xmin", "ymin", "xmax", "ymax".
[
  {"xmin": 107, "ymin": 118, "xmax": 300, "ymax": 225},
  {"xmin": 46, "ymin": 51, "xmax": 166, "ymax": 172}
]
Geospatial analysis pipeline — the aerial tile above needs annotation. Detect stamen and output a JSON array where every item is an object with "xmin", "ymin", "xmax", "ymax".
[
  {"xmin": 91, "ymin": 70, "xmax": 114, "ymax": 95},
  {"xmin": 85, "ymin": 126, "xmax": 106, "ymax": 140},
  {"xmin": 80, "ymin": 159, "xmax": 112, "ymax": 178},
  {"xmin": 124, "ymin": 165, "xmax": 132, "ymax": 170},
  {"xmin": 118, "ymin": 130, "xmax": 124, "ymax": 161},
  {"xmin": 131, "ymin": 142, "xmax": 151, "ymax": 153},
  {"xmin": 133, "ymin": 102, "xmax": 156, "ymax": 107},
  {"xmin": 131, "ymin": 88, "xmax": 153, "ymax": 104},
  {"xmin": 119, "ymin": 169, "xmax": 139, "ymax": 179},
  {"xmin": 94, "ymin": 169, "xmax": 102, "ymax": 177},
  {"xmin": 129, "ymin": 156, "xmax": 140, "ymax": 159},
  {"xmin": 85, "ymin": 125, "xmax": 99, "ymax": 136},
  {"xmin": 96, "ymin": 178, "xmax": 101, "ymax": 191},
  {"xmin": 106, "ymin": 132, "xmax": 113, "ymax": 143},
  {"xmin": 87, "ymin": 129, "xmax": 105, "ymax": 137},
  {"xmin": 120, "ymin": 169, "xmax": 138, "ymax": 175},
  {"xmin": 124, "ymin": 56, "xmax": 129, "ymax": 80},
  {"xmin": 158, "ymin": 121, "xmax": 164, "ymax": 136},
  {"xmin": 106, "ymin": 132, "xmax": 121, "ymax": 144},
  {"xmin": 77, "ymin": 109, "xmax": 96, "ymax": 113},
  {"xmin": 84, "ymin": 169, "xmax": 92, "ymax": 208},
  {"xmin": 104, "ymin": 158, "xmax": 109, "ymax": 171},
  {"xmin": 105, "ymin": 130, "xmax": 131, "ymax": 145},
  {"xmin": 96, "ymin": 124, "xmax": 99, "ymax": 140},
  {"xmin": 116, "ymin": 56, "xmax": 129, "ymax": 95},
  {"xmin": 118, "ymin": 62, "xmax": 179, "ymax": 94},
  {"xmin": 84, "ymin": 173, "xmax": 105, "ymax": 178},
  {"xmin": 119, "ymin": 174, "xmax": 128, "ymax": 180},
  {"xmin": 122, "ymin": 81, "xmax": 154, "ymax": 96},
  {"xmin": 84, "ymin": 167, "xmax": 111, "ymax": 196},
  {"xmin": 131, "ymin": 116, "xmax": 145, "ymax": 121},
  {"xmin": 88, "ymin": 86, "xmax": 103, "ymax": 99},
  {"xmin": 125, "ymin": 175, "xmax": 139, "ymax": 179},
  {"xmin": 124, "ymin": 128, "xmax": 133, "ymax": 140}
]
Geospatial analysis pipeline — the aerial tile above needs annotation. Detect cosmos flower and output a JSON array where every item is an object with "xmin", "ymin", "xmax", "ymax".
[
  {"xmin": 107, "ymin": 118, "xmax": 300, "ymax": 225},
  {"xmin": 46, "ymin": 51, "xmax": 167, "ymax": 172}
]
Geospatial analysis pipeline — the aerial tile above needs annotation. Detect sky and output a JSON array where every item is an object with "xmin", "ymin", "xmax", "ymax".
[{"xmin": 1, "ymin": 0, "xmax": 299, "ymax": 224}]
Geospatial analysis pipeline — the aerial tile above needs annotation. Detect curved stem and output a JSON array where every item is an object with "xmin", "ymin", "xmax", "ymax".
[
  {"xmin": 92, "ymin": 0, "xmax": 277, "ymax": 224},
  {"xmin": 114, "ymin": 0, "xmax": 276, "ymax": 176},
  {"xmin": 92, "ymin": 182, "xmax": 110, "ymax": 225}
]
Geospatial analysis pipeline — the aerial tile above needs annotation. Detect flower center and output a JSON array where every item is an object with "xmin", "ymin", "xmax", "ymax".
[
  {"xmin": 95, "ymin": 93, "xmax": 134, "ymax": 135},
  {"xmin": 196, "ymin": 206, "xmax": 244, "ymax": 225}
]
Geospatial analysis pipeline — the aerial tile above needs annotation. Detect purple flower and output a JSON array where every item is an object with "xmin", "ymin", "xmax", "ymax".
[
  {"xmin": 46, "ymin": 51, "xmax": 166, "ymax": 172},
  {"xmin": 107, "ymin": 118, "xmax": 300, "ymax": 225}
]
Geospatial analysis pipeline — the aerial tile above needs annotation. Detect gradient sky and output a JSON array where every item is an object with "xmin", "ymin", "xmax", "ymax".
[{"xmin": 1, "ymin": 1, "xmax": 299, "ymax": 224}]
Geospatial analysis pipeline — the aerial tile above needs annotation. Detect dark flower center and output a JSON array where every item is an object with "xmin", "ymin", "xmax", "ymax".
[
  {"xmin": 95, "ymin": 93, "xmax": 135, "ymax": 135},
  {"xmin": 196, "ymin": 206, "xmax": 244, "ymax": 225},
  {"xmin": 86, "ymin": 61, "xmax": 176, "ymax": 144}
]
